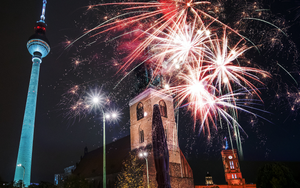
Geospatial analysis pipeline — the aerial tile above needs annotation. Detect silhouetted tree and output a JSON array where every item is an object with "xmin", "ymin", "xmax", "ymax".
[
  {"xmin": 14, "ymin": 180, "xmax": 23, "ymax": 188},
  {"xmin": 256, "ymin": 162, "xmax": 300, "ymax": 188},
  {"xmin": 63, "ymin": 175, "xmax": 89, "ymax": 188}
]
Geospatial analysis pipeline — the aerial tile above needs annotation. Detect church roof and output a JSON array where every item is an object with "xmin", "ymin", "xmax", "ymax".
[{"xmin": 73, "ymin": 136, "xmax": 131, "ymax": 178}]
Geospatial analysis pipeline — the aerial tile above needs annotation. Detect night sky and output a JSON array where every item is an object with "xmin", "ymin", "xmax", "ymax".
[{"xmin": 0, "ymin": 0, "xmax": 300, "ymax": 185}]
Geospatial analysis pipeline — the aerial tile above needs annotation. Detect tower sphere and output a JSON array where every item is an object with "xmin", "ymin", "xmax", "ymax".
[{"xmin": 27, "ymin": 22, "xmax": 50, "ymax": 61}]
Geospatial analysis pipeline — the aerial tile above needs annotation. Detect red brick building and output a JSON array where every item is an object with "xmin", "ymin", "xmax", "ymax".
[{"xmin": 195, "ymin": 149, "xmax": 256, "ymax": 188}]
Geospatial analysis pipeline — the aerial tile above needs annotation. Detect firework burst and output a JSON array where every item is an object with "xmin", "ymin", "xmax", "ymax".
[{"xmin": 60, "ymin": 0, "xmax": 300, "ymax": 158}]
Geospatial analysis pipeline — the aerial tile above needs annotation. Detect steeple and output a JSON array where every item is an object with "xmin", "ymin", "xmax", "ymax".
[{"xmin": 224, "ymin": 136, "xmax": 229, "ymax": 150}]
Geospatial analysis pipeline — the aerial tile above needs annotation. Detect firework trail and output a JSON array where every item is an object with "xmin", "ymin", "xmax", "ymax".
[{"xmin": 61, "ymin": 0, "xmax": 299, "ymax": 158}]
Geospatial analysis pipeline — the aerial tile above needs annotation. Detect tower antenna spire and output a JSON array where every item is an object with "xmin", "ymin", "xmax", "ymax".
[{"xmin": 40, "ymin": 0, "xmax": 47, "ymax": 22}]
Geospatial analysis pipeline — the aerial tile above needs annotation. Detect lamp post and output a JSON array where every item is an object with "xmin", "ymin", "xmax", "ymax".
[
  {"xmin": 17, "ymin": 164, "xmax": 25, "ymax": 188},
  {"xmin": 139, "ymin": 151, "xmax": 150, "ymax": 188},
  {"xmin": 102, "ymin": 109, "xmax": 106, "ymax": 188},
  {"xmin": 92, "ymin": 96, "xmax": 117, "ymax": 188}
]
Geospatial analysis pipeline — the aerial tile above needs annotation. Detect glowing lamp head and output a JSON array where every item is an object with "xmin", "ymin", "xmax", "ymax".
[
  {"xmin": 104, "ymin": 111, "xmax": 119, "ymax": 121},
  {"xmin": 92, "ymin": 97, "xmax": 100, "ymax": 104},
  {"xmin": 143, "ymin": 152, "xmax": 148, "ymax": 157},
  {"xmin": 139, "ymin": 151, "xmax": 148, "ymax": 158},
  {"xmin": 17, "ymin": 164, "xmax": 25, "ymax": 169}
]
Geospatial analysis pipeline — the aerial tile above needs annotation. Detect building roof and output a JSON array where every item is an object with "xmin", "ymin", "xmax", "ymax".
[{"xmin": 73, "ymin": 136, "xmax": 131, "ymax": 178}]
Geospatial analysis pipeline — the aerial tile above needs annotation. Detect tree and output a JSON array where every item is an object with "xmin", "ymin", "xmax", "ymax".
[
  {"xmin": 14, "ymin": 180, "xmax": 23, "ymax": 188},
  {"xmin": 116, "ymin": 152, "xmax": 144, "ymax": 188},
  {"xmin": 256, "ymin": 162, "xmax": 300, "ymax": 188},
  {"xmin": 63, "ymin": 175, "xmax": 89, "ymax": 188}
]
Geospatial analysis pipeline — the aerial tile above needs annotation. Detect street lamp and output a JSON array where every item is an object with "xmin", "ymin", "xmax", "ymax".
[
  {"xmin": 91, "ymin": 96, "xmax": 118, "ymax": 188},
  {"xmin": 139, "ymin": 151, "xmax": 150, "ymax": 188},
  {"xmin": 17, "ymin": 164, "xmax": 25, "ymax": 188}
]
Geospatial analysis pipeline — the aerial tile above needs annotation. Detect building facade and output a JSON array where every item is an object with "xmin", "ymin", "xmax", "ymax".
[
  {"xmin": 129, "ymin": 88, "xmax": 194, "ymax": 188},
  {"xmin": 54, "ymin": 165, "xmax": 76, "ymax": 186}
]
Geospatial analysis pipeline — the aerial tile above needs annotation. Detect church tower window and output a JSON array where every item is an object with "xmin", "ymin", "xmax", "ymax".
[
  {"xmin": 159, "ymin": 100, "xmax": 167, "ymax": 118},
  {"xmin": 137, "ymin": 102, "xmax": 144, "ymax": 120},
  {"xmin": 139, "ymin": 130, "xmax": 144, "ymax": 143}
]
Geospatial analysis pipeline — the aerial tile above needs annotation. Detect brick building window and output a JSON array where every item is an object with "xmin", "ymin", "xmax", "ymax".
[
  {"xmin": 229, "ymin": 161, "xmax": 235, "ymax": 169},
  {"xmin": 159, "ymin": 100, "xmax": 167, "ymax": 118},
  {"xmin": 137, "ymin": 102, "xmax": 144, "ymax": 120},
  {"xmin": 139, "ymin": 130, "xmax": 144, "ymax": 143}
]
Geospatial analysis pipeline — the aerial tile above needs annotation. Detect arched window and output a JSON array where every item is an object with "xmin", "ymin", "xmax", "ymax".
[
  {"xmin": 159, "ymin": 100, "xmax": 167, "ymax": 118},
  {"xmin": 137, "ymin": 102, "xmax": 144, "ymax": 120},
  {"xmin": 139, "ymin": 130, "xmax": 144, "ymax": 143}
]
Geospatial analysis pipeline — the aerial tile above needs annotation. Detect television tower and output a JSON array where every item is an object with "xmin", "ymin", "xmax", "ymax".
[{"xmin": 14, "ymin": 0, "xmax": 50, "ymax": 187}]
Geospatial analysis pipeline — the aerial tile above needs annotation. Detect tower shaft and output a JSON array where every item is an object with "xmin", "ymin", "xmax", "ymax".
[
  {"xmin": 14, "ymin": 1, "xmax": 50, "ymax": 186},
  {"xmin": 14, "ymin": 61, "xmax": 41, "ymax": 187}
]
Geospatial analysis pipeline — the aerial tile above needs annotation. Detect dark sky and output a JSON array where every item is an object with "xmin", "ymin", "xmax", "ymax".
[{"xmin": 0, "ymin": 0, "xmax": 300, "ymax": 185}]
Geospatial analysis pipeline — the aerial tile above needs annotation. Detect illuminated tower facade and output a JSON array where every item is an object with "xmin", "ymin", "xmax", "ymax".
[
  {"xmin": 129, "ymin": 88, "xmax": 181, "ymax": 164},
  {"xmin": 221, "ymin": 149, "xmax": 246, "ymax": 186},
  {"xmin": 14, "ymin": 1, "xmax": 50, "ymax": 187},
  {"xmin": 205, "ymin": 172, "xmax": 214, "ymax": 185},
  {"xmin": 129, "ymin": 88, "xmax": 194, "ymax": 188}
]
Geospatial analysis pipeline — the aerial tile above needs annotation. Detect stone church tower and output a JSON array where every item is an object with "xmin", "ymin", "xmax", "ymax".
[{"xmin": 129, "ymin": 88, "xmax": 194, "ymax": 188}]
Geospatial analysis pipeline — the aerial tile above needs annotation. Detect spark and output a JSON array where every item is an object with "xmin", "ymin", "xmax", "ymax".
[{"xmin": 60, "ymin": 0, "xmax": 298, "ymax": 158}]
